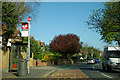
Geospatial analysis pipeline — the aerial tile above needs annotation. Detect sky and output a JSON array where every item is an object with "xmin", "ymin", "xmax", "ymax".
[{"xmin": 25, "ymin": 2, "xmax": 110, "ymax": 51}]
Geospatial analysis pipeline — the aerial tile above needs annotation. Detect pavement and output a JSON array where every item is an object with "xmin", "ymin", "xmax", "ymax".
[
  {"xmin": 2, "ymin": 65, "xmax": 59, "ymax": 78},
  {"xmin": 2, "ymin": 62, "xmax": 90, "ymax": 79}
]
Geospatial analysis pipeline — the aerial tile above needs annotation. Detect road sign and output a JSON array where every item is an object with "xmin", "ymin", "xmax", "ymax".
[
  {"xmin": 21, "ymin": 24, "xmax": 28, "ymax": 30},
  {"xmin": 21, "ymin": 22, "xmax": 28, "ymax": 37},
  {"xmin": 21, "ymin": 31, "xmax": 28, "ymax": 37},
  {"xmin": 28, "ymin": 17, "xmax": 31, "ymax": 22}
]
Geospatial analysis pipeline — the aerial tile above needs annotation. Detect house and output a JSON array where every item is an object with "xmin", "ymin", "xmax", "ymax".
[
  {"xmin": 99, "ymin": 51, "xmax": 103, "ymax": 56},
  {"xmin": 40, "ymin": 42, "xmax": 45, "ymax": 47}
]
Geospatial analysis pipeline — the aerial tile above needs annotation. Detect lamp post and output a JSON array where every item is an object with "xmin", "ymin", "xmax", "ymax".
[{"xmin": 91, "ymin": 50, "xmax": 93, "ymax": 58}]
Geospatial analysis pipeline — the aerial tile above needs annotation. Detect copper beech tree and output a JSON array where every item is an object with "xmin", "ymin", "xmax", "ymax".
[{"xmin": 50, "ymin": 34, "xmax": 82, "ymax": 64}]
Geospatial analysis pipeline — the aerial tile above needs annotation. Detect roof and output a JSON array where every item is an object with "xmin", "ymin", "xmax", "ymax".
[
  {"xmin": 40, "ymin": 42, "xmax": 45, "ymax": 47},
  {"xmin": 11, "ymin": 42, "xmax": 34, "ymax": 46},
  {"xmin": 99, "ymin": 51, "xmax": 103, "ymax": 56},
  {"xmin": 105, "ymin": 46, "xmax": 120, "ymax": 51}
]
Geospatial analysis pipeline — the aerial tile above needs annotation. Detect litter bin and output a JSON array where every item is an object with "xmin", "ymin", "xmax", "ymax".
[{"xmin": 18, "ymin": 59, "xmax": 28, "ymax": 76}]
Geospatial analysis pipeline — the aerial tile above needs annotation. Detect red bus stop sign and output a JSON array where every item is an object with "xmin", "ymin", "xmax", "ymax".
[
  {"xmin": 21, "ymin": 23, "xmax": 28, "ymax": 30},
  {"xmin": 28, "ymin": 17, "xmax": 31, "ymax": 22}
]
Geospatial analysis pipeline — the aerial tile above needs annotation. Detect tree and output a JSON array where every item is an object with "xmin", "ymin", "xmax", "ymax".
[
  {"xmin": 80, "ymin": 46, "xmax": 100, "ymax": 59},
  {"xmin": 30, "ymin": 37, "xmax": 43, "ymax": 60},
  {"xmin": 22, "ymin": 37, "xmax": 43, "ymax": 60},
  {"xmin": 50, "ymin": 34, "xmax": 82, "ymax": 64},
  {"xmin": 86, "ymin": 2, "xmax": 120, "ymax": 45},
  {"xmin": 2, "ymin": 2, "xmax": 40, "ymax": 50},
  {"xmin": 44, "ymin": 44, "xmax": 49, "ymax": 51}
]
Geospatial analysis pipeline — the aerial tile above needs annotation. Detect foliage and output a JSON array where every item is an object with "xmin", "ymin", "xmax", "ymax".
[
  {"xmin": 50, "ymin": 34, "xmax": 82, "ymax": 59},
  {"xmin": 2, "ymin": 2, "xmax": 40, "ymax": 50},
  {"xmin": 31, "ymin": 37, "xmax": 43, "ymax": 60},
  {"xmin": 42, "ymin": 53, "xmax": 54, "ymax": 61},
  {"xmin": 34, "ymin": 53, "xmax": 43, "ymax": 60},
  {"xmin": 86, "ymin": 2, "xmax": 120, "ymax": 45},
  {"xmin": 80, "ymin": 46, "xmax": 100, "ymax": 59},
  {"xmin": 44, "ymin": 44, "xmax": 49, "ymax": 51},
  {"xmin": 21, "ymin": 37, "xmax": 43, "ymax": 60},
  {"xmin": 30, "ymin": 38, "xmax": 41, "ymax": 53}
]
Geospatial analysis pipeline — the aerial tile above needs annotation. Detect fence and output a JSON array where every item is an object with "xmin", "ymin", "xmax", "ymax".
[
  {"xmin": 36, "ymin": 59, "xmax": 54, "ymax": 66},
  {"xmin": 36, "ymin": 59, "xmax": 78, "ymax": 66}
]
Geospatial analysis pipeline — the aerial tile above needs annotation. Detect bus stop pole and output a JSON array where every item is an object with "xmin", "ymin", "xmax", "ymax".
[{"xmin": 28, "ymin": 21, "xmax": 30, "ymax": 74}]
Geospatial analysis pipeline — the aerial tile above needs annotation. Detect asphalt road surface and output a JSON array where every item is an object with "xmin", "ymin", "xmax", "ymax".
[{"xmin": 65, "ymin": 63, "xmax": 120, "ymax": 79}]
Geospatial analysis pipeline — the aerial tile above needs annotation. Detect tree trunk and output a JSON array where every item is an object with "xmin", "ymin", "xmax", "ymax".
[
  {"xmin": 118, "ymin": 41, "xmax": 120, "ymax": 46},
  {"xmin": 67, "ymin": 57, "xmax": 74, "ymax": 64}
]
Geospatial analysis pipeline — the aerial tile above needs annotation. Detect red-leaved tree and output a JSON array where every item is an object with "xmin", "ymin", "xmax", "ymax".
[{"xmin": 50, "ymin": 34, "xmax": 82, "ymax": 64}]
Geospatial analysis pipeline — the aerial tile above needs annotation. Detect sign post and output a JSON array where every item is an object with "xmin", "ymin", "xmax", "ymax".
[
  {"xmin": 21, "ymin": 17, "xmax": 31, "ymax": 74},
  {"xmin": 28, "ymin": 17, "xmax": 31, "ymax": 74}
]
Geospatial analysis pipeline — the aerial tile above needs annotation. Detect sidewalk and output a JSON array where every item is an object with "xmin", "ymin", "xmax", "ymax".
[
  {"xmin": 2, "ymin": 66, "xmax": 59, "ymax": 78},
  {"xmin": 2, "ymin": 65, "xmax": 74, "ymax": 78}
]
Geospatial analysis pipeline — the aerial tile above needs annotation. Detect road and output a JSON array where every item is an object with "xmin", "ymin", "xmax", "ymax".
[
  {"xmin": 60, "ymin": 63, "xmax": 120, "ymax": 79},
  {"xmin": 2, "ymin": 63, "xmax": 120, "ymax": 80}
]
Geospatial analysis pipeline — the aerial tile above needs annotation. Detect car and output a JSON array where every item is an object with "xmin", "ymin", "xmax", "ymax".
[
  {"xmin": 87, "ymin": 58, "xmax": 95, "ymax": 64},
  {"xmin": 95, "ymin": 59, "xmax": 101, "ymax": 63}
]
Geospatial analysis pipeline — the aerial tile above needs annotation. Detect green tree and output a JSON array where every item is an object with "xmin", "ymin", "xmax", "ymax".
[
  {"xmin": 44, "ymin": 44, "xmax": 49, "ymax": 51},
  {"xmin": 81, "ymin": 46, "xmax": 100, "ymax": 59},
  {"xmin": 22, "ymin": 37, "xmax": 43, "ymax": 60},
  {"xmin": 2, "ymin": 2, "xmax": 40, "ymax": 50},
  {"xmin": 86, "ymin": 2, "xmax": 120, "ymax": 45},
  {"xmin": 30, "ymin": 37, "xmax": 42, "ymax": 60}
]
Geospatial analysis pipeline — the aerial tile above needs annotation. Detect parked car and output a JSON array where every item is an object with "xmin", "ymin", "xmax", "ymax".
[
  {"xmin": 87, "ymin": 58, "xmax": 95, "ymax": 64},
  {"xmin": 95, "ymin": 59, "xmax": 101, "ymax": 63}
]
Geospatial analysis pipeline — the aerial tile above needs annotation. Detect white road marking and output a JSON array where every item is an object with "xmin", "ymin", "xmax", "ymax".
[
  {"xmin": 92, "ymin": 64, "xmax": 112, "ymax": 78},
  {"xmin": 100, "ymin": 73, "xmax": 112, "ymax": 78}
]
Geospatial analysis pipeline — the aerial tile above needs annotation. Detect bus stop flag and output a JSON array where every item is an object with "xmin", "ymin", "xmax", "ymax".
[{"xmin": 21, "ymin": 23, "xmax": 28, "ymax": 37}]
